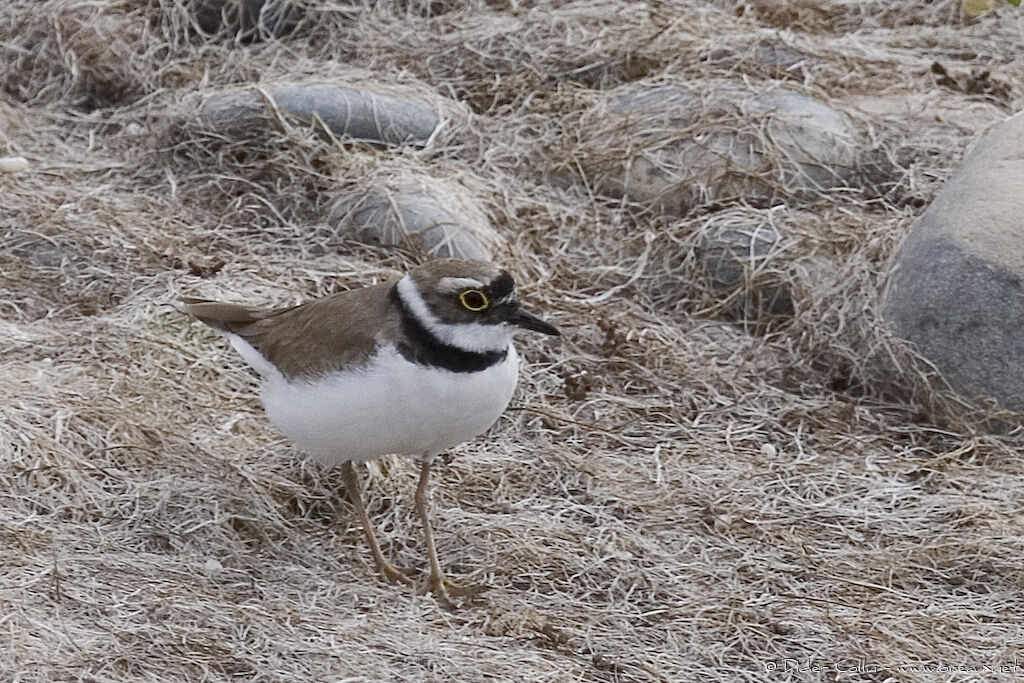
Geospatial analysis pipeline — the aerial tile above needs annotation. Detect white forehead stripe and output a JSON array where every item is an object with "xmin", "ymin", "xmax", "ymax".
[
  {"xmin": 437, "ymin": 276, "xmax": 486, "ymax": 292},
  {"xmin": 397, "ymin": 275, "xmax": 513, "ymax": 354}
]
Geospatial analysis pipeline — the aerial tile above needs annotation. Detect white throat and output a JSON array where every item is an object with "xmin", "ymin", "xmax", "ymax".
[{"xmin": 396, "ymin": 275, "xmax": 513, "ymax": 354}]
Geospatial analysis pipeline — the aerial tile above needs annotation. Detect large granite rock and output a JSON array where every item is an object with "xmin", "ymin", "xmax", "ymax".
[
  {"xmin": 197, "ymin": 85, "xmax": 442, "ymax": 146},
  {"xmin": 883, "ymin": 110, "xmax": 1024, "ymax": 409},
  {"xmin": 580, "ymin": 81, "xmax": 856, "ymax": 215}
]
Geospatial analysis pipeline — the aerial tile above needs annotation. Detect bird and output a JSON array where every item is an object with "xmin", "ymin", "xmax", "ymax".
[{"xmin": 182, "ymin": 258, "xmax": 559, "ymax": 599}]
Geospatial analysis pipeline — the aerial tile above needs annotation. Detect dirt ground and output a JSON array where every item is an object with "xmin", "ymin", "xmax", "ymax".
[{"xmin": 2, "ymin": 1, "xmax": 1024, "ymax": 681}]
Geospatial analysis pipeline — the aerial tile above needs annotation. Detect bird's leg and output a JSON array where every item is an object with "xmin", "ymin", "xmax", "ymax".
[
  {"xmin": 415, "ymin": 457, "xmax": 487, "ymax": 602},
  {"xmin": 415, "ymin": 458, "xmax": 448, "ymax": 597},
  {"xmin": 339, "ymin": 461, "xmax": 412, "ymax": 585}
]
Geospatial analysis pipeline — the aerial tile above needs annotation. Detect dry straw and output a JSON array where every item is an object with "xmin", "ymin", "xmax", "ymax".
[{"xmin": 2, "ymin": 0, "xmax": 1024, "ymax": 681}]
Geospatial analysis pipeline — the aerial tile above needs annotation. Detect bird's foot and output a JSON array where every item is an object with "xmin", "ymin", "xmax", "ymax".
[
  {"xmin": 375, "ymin": 559, "xmax": 414, "ymax": 586},
  {"xmin": 422, "ymin": 573, "xmax": 489, "ymax": 604}
]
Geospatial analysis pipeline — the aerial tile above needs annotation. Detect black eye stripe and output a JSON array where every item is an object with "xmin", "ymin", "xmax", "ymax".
[{"xmin": 490, "ymin": 272, "xmax": 515, "ymax": 300}]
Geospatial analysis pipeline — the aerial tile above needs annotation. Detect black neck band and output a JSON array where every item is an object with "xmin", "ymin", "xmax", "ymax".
[{"xmin": 391, "ymin": 287, "xmax": 507, "ymax": 373}]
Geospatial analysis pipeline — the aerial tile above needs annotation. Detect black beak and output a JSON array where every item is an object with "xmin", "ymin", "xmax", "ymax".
[{"xmin": 510, "ymin": 308, "xmax": 560, "ymax": 336}]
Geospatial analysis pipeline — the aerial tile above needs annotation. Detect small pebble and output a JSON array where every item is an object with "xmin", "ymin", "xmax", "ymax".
[
  {"xmin": 760, "ymin": 443, "xmax": 777, "ymax": 458},
  {"xmin": 203, "ymin": 557, "xmax": 223, "ymax": 575},
  {"xmin": 0, "ymin": 156, "xmax": 29, "ymax": 173}
]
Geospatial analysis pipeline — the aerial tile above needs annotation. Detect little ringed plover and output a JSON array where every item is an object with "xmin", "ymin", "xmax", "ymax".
[{"xmin": 183, "ymin": 258, "xmax": 559, "ymax": 598}]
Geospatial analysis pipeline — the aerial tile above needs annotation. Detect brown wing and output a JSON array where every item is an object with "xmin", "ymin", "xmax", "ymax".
[{"xmin": 183, "ymin": 281, "xmax": 401, "ymax": 379}]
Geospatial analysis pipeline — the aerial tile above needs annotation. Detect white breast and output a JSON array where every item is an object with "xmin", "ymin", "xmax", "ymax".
[{"xmin": 258, "ymin": 345, "xmax": 520, "ymax": 463}]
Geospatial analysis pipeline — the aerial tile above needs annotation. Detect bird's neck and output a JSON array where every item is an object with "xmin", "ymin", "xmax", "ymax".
[
  {"xmin": 394, "ymin": 276, "xmax": 513, "ymax": 354},
  {"xmin": 392, "ymin": 278, "xmax": 510, "ymax": 373}
]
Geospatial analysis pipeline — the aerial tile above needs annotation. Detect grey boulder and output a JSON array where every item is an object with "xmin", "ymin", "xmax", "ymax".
[
  {"xmin": 883, "ymin": 110, "xmax": 1024, "ymax": 409},
  {"xmin": 197, "ymin": 85, "xmax": 442, "ymax": 146},
  {"xmin": 582, "ymin": 81, "xmax": 856, "ymax": 215}
]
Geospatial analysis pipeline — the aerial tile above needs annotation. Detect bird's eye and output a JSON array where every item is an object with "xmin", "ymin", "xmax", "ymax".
[{"xmin": 459, "ymin": 289, "xmax": 489, "ymax": 312}]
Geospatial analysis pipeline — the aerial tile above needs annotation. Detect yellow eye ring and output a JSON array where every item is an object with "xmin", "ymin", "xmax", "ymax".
[{"xmin": 459, "ymin": 289, "xmax": 490, "ymax": 312}]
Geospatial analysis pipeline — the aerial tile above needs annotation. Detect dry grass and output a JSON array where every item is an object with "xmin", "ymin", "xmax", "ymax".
[{"xmin": 3, "ymin": 0, "xmax": 1024, "ymax": 681}]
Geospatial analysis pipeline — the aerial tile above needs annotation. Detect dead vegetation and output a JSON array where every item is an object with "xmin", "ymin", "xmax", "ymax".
[{"xmin": 2, "ymin": 0, "xmax": 1024, "ymax": 681}]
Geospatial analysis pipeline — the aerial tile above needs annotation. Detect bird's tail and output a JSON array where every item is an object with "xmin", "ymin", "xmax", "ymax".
[{"xmin": 180, "ymin": 298, "xmax": 266, "ymax": 333}]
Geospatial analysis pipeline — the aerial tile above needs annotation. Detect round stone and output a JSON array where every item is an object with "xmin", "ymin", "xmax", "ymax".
[
  {"xmin": 695, "ymin": 210, "xmax": 793, "ymax": 315},
  {"xmin": 192, "ymin": 0, "xmax": 298, "ymax": 41},
  {"xmin": 326, "ymin": 180, "xmax": 501, "ymax": 260},
  {"xmin": 585, "ymin": 81, "xmax": 857, "ymax": 215}
]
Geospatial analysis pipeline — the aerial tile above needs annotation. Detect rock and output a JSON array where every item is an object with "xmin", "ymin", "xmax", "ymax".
[
  {"xmin": 698, "ymin": 221, "xmax": 783, "ymax": 289},
  {"xmin": 326, "ymin": 180, "xmax": 500, "ymax": 259},
  {"xmin": 0, "ymin": 156, "xmax": 29, "ymax": 173},
  {"xmin": 192, "ymin": 0, "xmax": 298, "ymax": 41},
  {"xmin": 16, "ymin": 240, "xmax": 66, "ymax": 268},
  {"xmin": 583, "ymin": 81, "xmax": 856, "ymax": 215},
  {"xmin": 755, "ymin": 42, "xmax": 806, "ymax": 70},
  {"xmin": 703, "ymin": 40, "xmax": 807, "ymax": 73},
  {"xmin": 197, "ymin": 85, "xmax": 441, "ymax": 146},
  {"xmin": 883, "ymin": 110, "xmax": 1024, "ymax": 409},
  {"xmin": 696, "ymin": 211, "xmax": 793, "ymax": 315}
]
